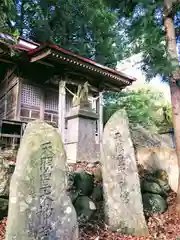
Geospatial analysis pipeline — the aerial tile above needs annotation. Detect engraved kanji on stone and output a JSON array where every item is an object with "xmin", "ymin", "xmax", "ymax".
[{"xmin": 6, "ymin": 120, "xmax": 78, "ymax": 240}]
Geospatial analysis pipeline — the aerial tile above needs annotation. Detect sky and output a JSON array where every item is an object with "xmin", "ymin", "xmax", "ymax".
[{"xmin": 116, "ymin": 53, "xmax": 171, "ymax": 102}]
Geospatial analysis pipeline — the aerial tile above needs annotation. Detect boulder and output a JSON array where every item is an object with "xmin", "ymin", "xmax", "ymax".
[
  {"xmin": 130, "ymin": 125, "xmax": 172, "ymax": 149},
  {"xmin": 91, "ymin": 186, "xmax": 103, "ymax": 202},
  {"xmin": 153, "ymin": 170, "xmax": 171, "ymax": 192},
  {"xmin": 136, "ymin": 147, "xmax": 178, "ymax": 192},
  {"xmin": 73, "ymin": 171, "xmax": 94, "ymax": 196},
  {"xmin": 142, "ymin": 193, "xmax": 168, "ymax": 213},
  {"xmin": 156, "ymin": 179, "xmax": 170, "ymax": 193},
  {"xmin": 140, "ymin": 169, "xmax": 170, "ymax": 199},
  {"xmin": 154, "ymin": 170, "xmax": 169, "ymax": 181},
  {"xmin": 141, "ymin": 180, "xmax": 167, "ymax": 198},
  {"xmin": 73, "ymin": 196, "xmax": 96, "ymax": 223},
  {"xmin": 0, "ymin": 198, "xmax": 9, "ymax": 220}
]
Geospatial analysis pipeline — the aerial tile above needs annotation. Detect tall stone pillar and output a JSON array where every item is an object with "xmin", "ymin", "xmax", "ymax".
[{"xmin": 65, "ymin": 104, "xmax": 98, "ymax": 163}]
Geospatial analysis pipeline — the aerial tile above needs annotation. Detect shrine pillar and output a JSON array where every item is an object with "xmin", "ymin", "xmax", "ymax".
[{"xmin": 58, "ymin": 81, "xmax": 66, "ymax": 143}]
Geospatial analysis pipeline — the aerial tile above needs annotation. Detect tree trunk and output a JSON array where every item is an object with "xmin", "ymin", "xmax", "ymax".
[{"xmin": 164, "ymin": 0, "xmax": 180, "ymax": 211}]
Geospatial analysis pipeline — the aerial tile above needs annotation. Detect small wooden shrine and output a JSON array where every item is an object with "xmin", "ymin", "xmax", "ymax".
[{"xmin": 0, "ymin": 33, "xmax": 135, "ymax": 160}]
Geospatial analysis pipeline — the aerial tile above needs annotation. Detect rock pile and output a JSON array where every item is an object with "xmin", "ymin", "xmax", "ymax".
[
  {"xmin": 0, "ymin": 150, "xmax": 172, "ymax": 237},
  {"xmin": 67, "ymin": 162, "xmax": 103, "ymax": 225},
  {"xmin": 140, "ymin": 168, "xmax": 170, "ymax": 214},
  {"xmin": 68, "ymin": 162, "xmax": 172, "ymax": 223}
]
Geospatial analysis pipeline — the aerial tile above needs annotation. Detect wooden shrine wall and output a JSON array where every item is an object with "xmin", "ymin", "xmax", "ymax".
[
  {"xmin": 0, "ymin": 94, "xmax": 5, "ymax": 120},
  {"xmin": 44, "ymin": 90, "xmax": 59, "ymax": 127},
  {"xmin": 20, "ymin": 83, "xmax": 42, "ymax": 123},
  {"xmin": 20, "ymin": 81, "xmax": 73, "ymax": 128},
  {"xmin": 0, "ymin": 76, "xmax": 18, "ymax": 120},
  {"xmin": 0, "ymin": 75, "xmax": 99, "ymax": 138}
]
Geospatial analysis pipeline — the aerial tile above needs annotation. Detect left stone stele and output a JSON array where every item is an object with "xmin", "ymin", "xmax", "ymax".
[{"xmin": 5, "ymin": 120, "xmax": 79, "ymax": 240}]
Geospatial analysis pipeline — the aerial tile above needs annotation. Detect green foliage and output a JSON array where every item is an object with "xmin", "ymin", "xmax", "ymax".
[
  {"xmin": 103, "ymin": 87, "xmax": 172, "ymax": 132},
  {"xmin": 104, "ymin": 0, "xmax": 180, "ymax": 79},
  {"xmin": 0, "ymin": 0, "xmax": 16, "ymax": 33},
  {"xmin": 0, "ymin": 0, "xmax": 19, "ymax": 56},
  {"xmin": 0, "ymin": 0, "xmax": 125, "ymax": 67},
  {"xmin": 1, "ymin": 0, "xmax": 180, "ymax": 72},
  {"xmin": 11, "ymin": 0, "xmax": 124, "ymax": 67}
]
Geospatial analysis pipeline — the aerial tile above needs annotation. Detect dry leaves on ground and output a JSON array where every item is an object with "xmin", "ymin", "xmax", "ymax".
[
  {"xmin": 1, "ymin": 162, "xmax": 180, "ymax": 240},
  {"xmin": 79, "ymin": 191, "xmax": 180, "ymax": 240},
  {"xmin": 0, "ymin": 192, "xmax": 180, "ymax": 240}
]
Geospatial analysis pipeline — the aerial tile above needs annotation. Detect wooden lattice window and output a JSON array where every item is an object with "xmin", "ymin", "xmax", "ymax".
[
  {"xmin": 20, "ymin": 108, "xmax": 40, "ymax": 120},
  {"xmin": 45, "ymin": 92, "xmax": 58, "ymax": 112},
  {"xmin": 31, "ymin": 110, "xmax": 40, "ymax": 119},
  {"xmin": 21, "ymin": 84, "xmax": 41, "ymax": 107},
  {"xmin": 20, "ymin": 108, "xmax": 29, "ymax": 117}
]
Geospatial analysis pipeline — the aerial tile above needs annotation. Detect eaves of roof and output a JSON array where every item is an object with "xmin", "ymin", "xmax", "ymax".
[{"xmin": 0, "ymin": 33, "xmax": 136, "ymax": 88}]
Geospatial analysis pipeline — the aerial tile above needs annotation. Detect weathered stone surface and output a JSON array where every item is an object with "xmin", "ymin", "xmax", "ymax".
[
  {"xmin": 130, "ymin": 125, "xmax": 173, "ymax": 149},
  {"xmin": 101, "ymin": 110, "xmax": 148, "ymax": 236},
  {"xmin": 74, "ymin": 196, "xmax": 96, "ymax": 224},
  {"xmin": 6, "ymin": 120, "xmax": 78, "ymax": 240},
  {"xmin": 142, "ymin": 193, "xmax": 167, "ymax": 213},
  {"xmin": 136, "ymin": 147, "xmax": 178, "ymax": 192},
  {"xmin": 65, "ymin": 105, "xmax": 99, "ymax": 163}
]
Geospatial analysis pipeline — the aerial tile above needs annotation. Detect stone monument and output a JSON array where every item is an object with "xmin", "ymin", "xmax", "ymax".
[
  {"xmin": 65, "ymin": 82, "xmax": 98, "ymax": 163},
  {"xmin": 101, "ymin": 109, "xmax": 148, "ymax": 236},
  {"xmin": 5, "ymin": 120, "xmax": 78, "ymax": 240}
]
